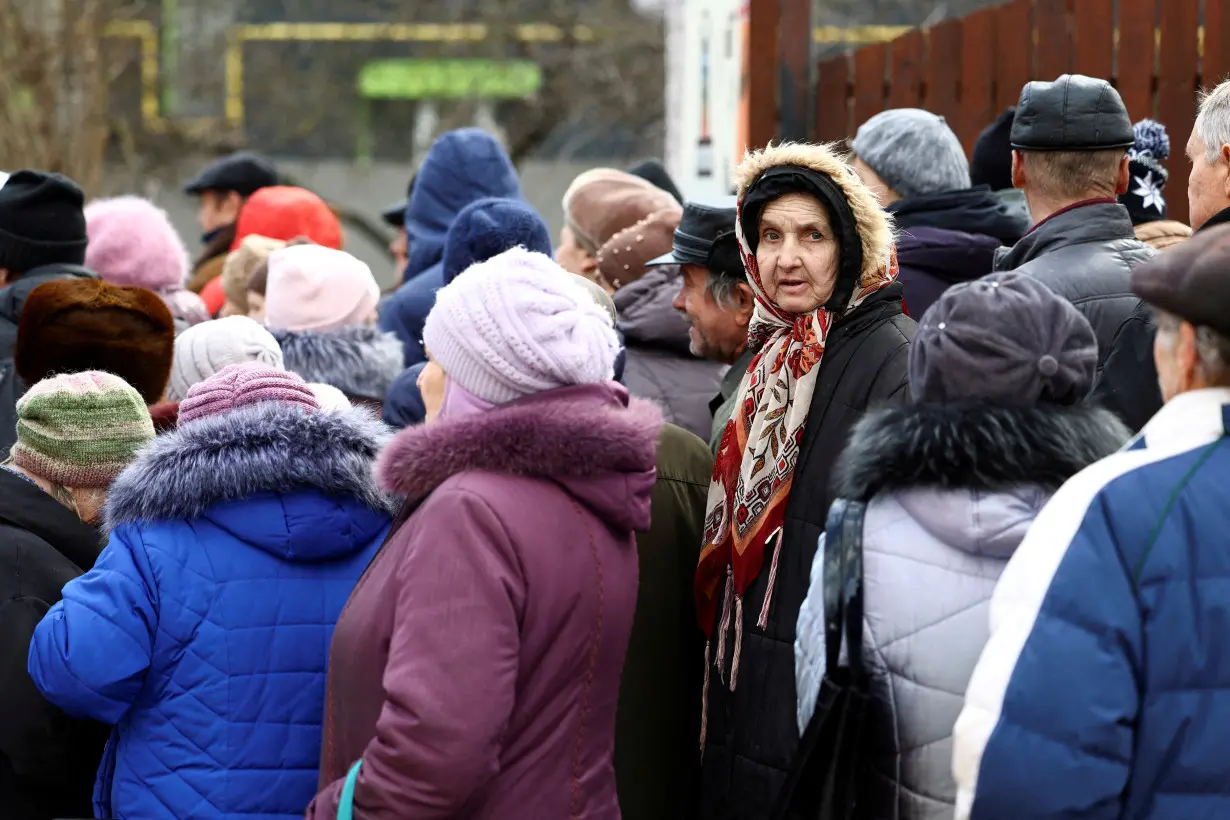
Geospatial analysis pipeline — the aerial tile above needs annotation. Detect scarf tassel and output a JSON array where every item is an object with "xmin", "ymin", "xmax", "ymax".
[{"xmin": 699, "ymin": 641, "xmax": 711, "ymax": 752}]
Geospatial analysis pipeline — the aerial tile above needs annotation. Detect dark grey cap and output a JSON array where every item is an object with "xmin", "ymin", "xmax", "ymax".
[
  {"xmin": 647, "ymin": 195, "xmax": 740, "ymax": 275},
  {"xmin": 910, "ymin": 272, "xmax": 1098, "ymax": 406},
  {"xmin": 1010, "ymin": 74, "xmax": 1134, "ymax": 151},
  {"xmin": 183, "ymin": 151, "xmax": 278, "ymax": 197}
]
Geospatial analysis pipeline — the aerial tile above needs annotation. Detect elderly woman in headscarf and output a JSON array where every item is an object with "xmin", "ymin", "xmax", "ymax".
[{"xmin": 696, "ymin": 142, "xmax": 916, "ymax": 819}]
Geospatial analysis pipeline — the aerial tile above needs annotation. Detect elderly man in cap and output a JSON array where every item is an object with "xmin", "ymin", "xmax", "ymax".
[
  {"xmin": 951, "ymin": 224, "xmax": 1230, "ymax": 819},
  {"xmin": 183, "ymin": 151, "xmax": 278, "ymax": 294},
  {"xmin": 657, "ymin": 197, "xmax": 755, "ymax": 453},
  {"xmin": 997, "ymin": 74, "xmax": 1160, "ymax": 432}
]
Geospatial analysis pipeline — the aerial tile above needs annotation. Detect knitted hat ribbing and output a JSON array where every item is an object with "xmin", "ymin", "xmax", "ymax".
[
  {"xmin": 179, "ymin": 362, "xmax": 318, "ymax": 426},
  {"xmin": 12, "ymin": 371, "xmax": 155, "ymax": 488},
  {"xmin": 422, "ymin": 247, "xmax": 619, "ymax": 404},
  {"xmin": 168, "ymin": 315, "xmax": 284, "ymax": 401}
]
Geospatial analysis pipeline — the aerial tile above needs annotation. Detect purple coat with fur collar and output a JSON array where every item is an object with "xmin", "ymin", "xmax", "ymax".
[{"xmin": 308, "ymin": 382, "xmax": 661, "ymax": 820}]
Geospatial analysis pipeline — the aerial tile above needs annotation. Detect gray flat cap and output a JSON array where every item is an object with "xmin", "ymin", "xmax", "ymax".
[{"xmin": 1010, "ymin": 74, "xmax": 1134, "ymax": 151}]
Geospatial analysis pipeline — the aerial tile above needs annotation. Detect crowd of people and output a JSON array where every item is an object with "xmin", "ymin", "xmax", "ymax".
[{"xmin": 1, "ymin": 68, "xmax": 1230, "ymax": 820}]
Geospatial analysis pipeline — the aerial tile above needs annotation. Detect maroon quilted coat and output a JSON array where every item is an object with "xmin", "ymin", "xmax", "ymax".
[{"xmin": 307, "ymin": 382, "xmax": 661, "ymax": 820}]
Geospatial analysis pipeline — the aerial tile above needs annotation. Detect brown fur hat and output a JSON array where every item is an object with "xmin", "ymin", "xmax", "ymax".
[{"xmin": 16, "ymin": 278, "xmax": 176, "ymax": 404}]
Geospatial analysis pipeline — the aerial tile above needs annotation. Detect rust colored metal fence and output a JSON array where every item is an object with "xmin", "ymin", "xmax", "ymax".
[{"xmin": 756, "ymin": 0, "xmax": 1221, "ymax": 225}]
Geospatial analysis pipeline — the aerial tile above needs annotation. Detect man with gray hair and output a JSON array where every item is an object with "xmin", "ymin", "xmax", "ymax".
[
  {"xmin": 996, "ymin": 74, "xmax": 1160, "ymax": 432},
  {"xmin": 1187, "ymin": 79, "xmax": 1230, "ymax": 231},
  {"xmin": 652, "ymin": 197, "xmax": 756, "ymax": 452}
]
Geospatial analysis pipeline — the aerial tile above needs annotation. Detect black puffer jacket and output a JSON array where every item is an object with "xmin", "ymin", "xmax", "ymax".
[
  {"xmin": 994, "ymin": 201, "xmax": 1161, "ymax": 432},
  {"xmin": 0, "ymin": 468, "xmax": 109, "ymax": 820},
  {"xmin": 699, "ymin": 284, "xmax": 916, "ymax": 820},
  {"xmin": 0, "ymin": 263, "xmax": 97, "ymax": 360}
]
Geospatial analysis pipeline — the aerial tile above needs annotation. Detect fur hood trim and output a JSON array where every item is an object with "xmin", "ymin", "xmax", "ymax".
[
  {"xmin": 273, "ymin": 325, "xmax": 403, "ymax": 401},
  {"xmin": 734, "ymin": 141, "xmax": 894, "ymax": 285},
  {"xmin": 106, "ymin": 402, "xmax": 397, "ymax": 531},
  {"xmin": 833, "ymin": 402, "xmax": 1131, "ymax": 500},
  {"xmin": 377, "ymin": 387, "xmax": 663, "ymax": 502}
]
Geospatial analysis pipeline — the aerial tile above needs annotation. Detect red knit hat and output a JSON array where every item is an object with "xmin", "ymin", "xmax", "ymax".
[{"xmin": 230, "ymin": 186, "xmax": 343, "ymax": 251}]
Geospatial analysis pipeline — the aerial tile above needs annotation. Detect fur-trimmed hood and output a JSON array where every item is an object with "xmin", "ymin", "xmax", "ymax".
[
  {"xmin": 835, "ymin": 402, "xmax": 1129, "ymax": 560},
  {"xmin": 734, "ymin": 141, "xmax": 894, "ymax": 286},
  {"xmin": 273, "ymin": 324, "xmax": 403, "ymax": 402},
  {"xmin": 834, "ymin": 402, "xmax": 1131, "ymax": 500},
  {"xmin": 377, "ymin": 382, "xmax": 662, "ymax": 532},
  {"xmin": 106, "ymin": 402, "xmax": 397, "ymax": 559}
]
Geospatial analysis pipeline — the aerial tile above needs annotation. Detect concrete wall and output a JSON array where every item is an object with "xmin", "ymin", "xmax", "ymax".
[{"xmin": 102, "ymin": 156, "xmax": 622, "ymax": 290}]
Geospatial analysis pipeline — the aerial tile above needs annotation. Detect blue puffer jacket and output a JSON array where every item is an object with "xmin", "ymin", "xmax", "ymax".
[
  {"xmin": 28, "ymin": 402, "xmax": 396, "ymax": 820},
  {"xmin": 953, "ymin": 387, "xmax": 1230, "ymax": 819},
  {"xmin": 379, "ymin": 128, "xmax": 522, "ymax": 365}
]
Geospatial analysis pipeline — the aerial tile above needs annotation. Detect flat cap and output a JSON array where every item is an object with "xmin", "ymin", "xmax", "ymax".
[
  {"xmin": 1011, "ymin": 74, "xmax": 1134, "ymax": 151},
  {"xmin": 1131, "ymin": 223, "xmax": 1230, "ymax": 334},
  {"xmin": 183, "ymin": 151, "xmax": 278, "ymax": 197},
  {"xmin": 647, "ymin": 195, "xmax": 739, "ymax": 274}
]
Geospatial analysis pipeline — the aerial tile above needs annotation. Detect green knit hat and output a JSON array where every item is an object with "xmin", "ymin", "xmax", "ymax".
[{"xmin": 11, "ymin": 371, "xmax": 155, "ymax": 488}]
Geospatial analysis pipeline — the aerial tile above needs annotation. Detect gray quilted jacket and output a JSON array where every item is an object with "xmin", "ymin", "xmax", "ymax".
[{"xmin": 795, "ymin": 401, "xmax": 1130, "ymax": 820}]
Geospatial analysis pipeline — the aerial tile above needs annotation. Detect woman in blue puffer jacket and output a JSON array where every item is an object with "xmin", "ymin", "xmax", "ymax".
[{"xmin": 28, "ymin": 362, "xmax": 395, "ymax": 819}]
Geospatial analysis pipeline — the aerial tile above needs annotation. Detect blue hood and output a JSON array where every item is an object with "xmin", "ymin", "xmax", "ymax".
[
  {"xmin": 404, "ymin": 128, "xmax": 521, "ymax": 282},
  {"xmin": 104, "ymin": 402, "xmax": 398, "ymax": 562}
]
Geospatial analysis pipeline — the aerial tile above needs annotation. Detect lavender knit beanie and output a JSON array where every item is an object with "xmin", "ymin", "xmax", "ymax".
[
  {"xmin": 178, "ymin": 362, "xmax": 319, "ymax": 426},
  {"xmin": 422, "ymin": 247, "xmax": 620, "ymax": 404},
  {"xmin": 11, "ymin": 371, "xmax": 155, "ymax": 488}
]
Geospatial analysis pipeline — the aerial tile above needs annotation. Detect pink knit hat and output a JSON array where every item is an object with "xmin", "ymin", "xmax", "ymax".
[
  {"xmin": 84, "ymin": 196, "xmax": 189, "ymax": 291},
  {"xmin": 178, "ymin": 362, "xmax": 319, "ymax": 426},
  {"xmin": 263, "ymin": 245, "xmax": 380, "ymax": 332}
]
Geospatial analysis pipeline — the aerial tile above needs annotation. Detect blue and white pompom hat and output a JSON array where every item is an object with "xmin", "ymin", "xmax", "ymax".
[{"xmin": 1120, "ymin": 119, "xmax": 1171, "ymax": 224}]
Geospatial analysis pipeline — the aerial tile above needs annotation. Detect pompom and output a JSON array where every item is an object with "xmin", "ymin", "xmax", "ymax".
[{"xmin": 1131, "ymin": 119, "xmax": 1170, "ymax": 161}]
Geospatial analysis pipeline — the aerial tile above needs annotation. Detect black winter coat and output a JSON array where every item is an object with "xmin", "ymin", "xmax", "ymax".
[
  {"xmin": 994, "ymin": 201, "xmax": 1161, "ymax": 432},
  {"xmin": 0, "ymin": 468, "xmax": 109, "ymax": 820},
  {"xmin": 698, "ymin": 284, "xmax": 916, "ymax": 820},
  {"xmin": 0, "ymin": 264, "xmax": 97, "ymax": 453},
  {"xmin": 0, "ymin": 264, "xmax": 97, "ymax": 360}
]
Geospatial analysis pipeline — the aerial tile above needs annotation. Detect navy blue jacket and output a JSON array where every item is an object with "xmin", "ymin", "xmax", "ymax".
[
  {"xmin": 379, "ymin": 129, "xmax": 521, "ymax": 365},
  {"xmin": 953, "ymin": 388, "xmax": 1230, "ymax": 818},
  {"xmin": 28, "ymin": 403, "xmax": 395, "ymax": 819}
]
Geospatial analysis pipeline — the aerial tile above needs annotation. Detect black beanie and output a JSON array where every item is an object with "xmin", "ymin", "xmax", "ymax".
[
  {"xmin": 970, "ymin": 108, "xmax": 1016, "ymax": 191},
  {"xmin": 0, "ymin": 170, "xmax": 88, "ymax": 273}
]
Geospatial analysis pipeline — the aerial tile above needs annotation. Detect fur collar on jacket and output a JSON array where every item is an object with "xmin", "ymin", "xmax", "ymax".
[
  {"xmin": 106, "ymin": 402, "xmax": 397, "ymax": 531},
  {"xmin": 272, "ymin": 325, "xmax": 403, "ymax": 401},
  {"xmin": 377, "ymin": 383, "xmax": 663, "ymax": 503},
  {"xmin": 834, "ymin": 402, "xmax": 1130, "ymax": 500}
]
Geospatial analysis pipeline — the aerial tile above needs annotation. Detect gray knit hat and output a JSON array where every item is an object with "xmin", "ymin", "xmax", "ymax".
[
  {"xmin": 851, "ymin": 108, "xmax": 971, "ymax": 199},
  {"xmin": 909, "ymin": 272, "xmax": 1098, "ymax": 406},
  {"xmin": 168, "ymin": 315, "xmax": 284, "ymax": 401}
]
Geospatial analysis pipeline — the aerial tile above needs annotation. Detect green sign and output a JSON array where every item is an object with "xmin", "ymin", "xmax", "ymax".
[{"xmin": 358, "ymin": 59, "xmax": 542, "ymax": 100}]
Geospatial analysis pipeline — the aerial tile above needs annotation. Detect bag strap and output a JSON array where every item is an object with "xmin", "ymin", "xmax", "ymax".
[
  {"xmin": 336, "ymin": 760, "xmax": 363, "ymax": 820},
  {"xmin": 822, "ymin": 499, "xmax": 866, "ymax": 675}
]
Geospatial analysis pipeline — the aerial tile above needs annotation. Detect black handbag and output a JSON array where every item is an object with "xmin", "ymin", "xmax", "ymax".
[{"xmin": 771, "ymin": 498, "xmax": 871, "ymax": 820}]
